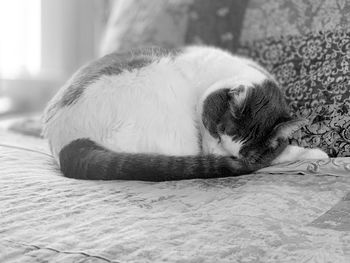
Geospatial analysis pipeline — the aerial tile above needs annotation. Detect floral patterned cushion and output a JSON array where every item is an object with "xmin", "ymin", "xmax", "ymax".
[
  {"xmin": 240, "ymin": 0, "xmax": 350, "ymax": 42},
  {"xmin": 185, "ymin": 0, "xmax": 350, "ymax": 51},
  {"xmin": 238, "ymin": 30, "xmax": 350, "ymax": 157}
]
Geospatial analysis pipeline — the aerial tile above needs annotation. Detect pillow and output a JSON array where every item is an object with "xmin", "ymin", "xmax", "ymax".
[
  {"xmin": 240, "ymin": 0, "xmax": 350, "ymax": 42},
  {"xmin": 238, "ymin": 30, "xmax": 350, "ymax": 157}
]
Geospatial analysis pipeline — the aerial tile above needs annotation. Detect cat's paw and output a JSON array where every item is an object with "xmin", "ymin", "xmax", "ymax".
[
  {"xmin": 299, "ymin": 148, "xmax": 328, "ymax": 160},
  {"xmin": 272, "ymin": 145, "xmax": 328, "ymax": 164}
]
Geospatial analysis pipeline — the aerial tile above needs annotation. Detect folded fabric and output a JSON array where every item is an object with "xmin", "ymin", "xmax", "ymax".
[{"xmin": 260, "ymin": 157, "xmax": 350, "ymax": 177}]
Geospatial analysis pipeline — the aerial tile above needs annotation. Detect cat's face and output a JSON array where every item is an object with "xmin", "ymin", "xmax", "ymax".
[{"xmin": 202, "ymin": 79, "xmax": 306, "ymax": 164}]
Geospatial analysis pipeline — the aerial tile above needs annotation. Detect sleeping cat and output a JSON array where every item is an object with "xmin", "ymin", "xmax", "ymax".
[{"xmin": 43, "ymin": 46, "xmax": 328, "ymax": 181}]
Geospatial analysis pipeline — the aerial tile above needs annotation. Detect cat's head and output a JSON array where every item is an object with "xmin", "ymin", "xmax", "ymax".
[{"xmin": 201, "ymin": 79, "xmax": 307, "ymax": 164}]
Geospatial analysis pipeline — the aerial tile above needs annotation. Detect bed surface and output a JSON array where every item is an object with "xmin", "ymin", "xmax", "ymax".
[{"xmin": 1, "ymin": 130, "xmax": 350, "ymax": 263}]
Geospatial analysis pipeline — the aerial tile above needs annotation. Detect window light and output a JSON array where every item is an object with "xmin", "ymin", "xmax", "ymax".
[{"xmin": 0, "ymin": 0, "xmax": 41, "ymax": 78}]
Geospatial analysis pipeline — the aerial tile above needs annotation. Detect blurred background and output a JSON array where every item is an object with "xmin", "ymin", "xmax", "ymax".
[{"xmin": 0, "ymin": 0, "xmax": 110, "ymax": 118}]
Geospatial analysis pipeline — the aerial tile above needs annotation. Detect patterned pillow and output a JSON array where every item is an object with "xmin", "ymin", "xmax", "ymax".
[
  {"xmin": 240, "ymin": 0, "xmax": 350, "ymax": 42},
  {"xmin": 238, "ymin": 30, "xmax": 350, "ymax": 157}
]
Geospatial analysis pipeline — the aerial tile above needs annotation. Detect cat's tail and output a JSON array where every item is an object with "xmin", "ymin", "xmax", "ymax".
[{"xmin": 58, "ymin": 138, "xmax": 262, "ymax": 181}]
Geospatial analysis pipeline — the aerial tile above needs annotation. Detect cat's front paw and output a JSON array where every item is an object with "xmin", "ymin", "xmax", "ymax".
[
  {"xmin": 272, "ymin": 145, "xmax": 328, "ymax": 164},
  {"xmin": 299, "ymin": 148, "xmax": 328, "ymax": 160}
]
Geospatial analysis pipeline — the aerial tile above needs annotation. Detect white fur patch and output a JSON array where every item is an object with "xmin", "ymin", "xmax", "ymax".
[
  {"xmin": 219, "ymin": 134, "xmax": 243, "ymax": 158},
  {"xmin": 201, "ymin": 130, "xmax": 229, "ymax": 156},
  {"xmin": 272, "ymin": 145, "xmax": 329, "ymax": 164},
  {"xmin": 45, "ymin": 58, "xmax": 200, "ymax": 160}
]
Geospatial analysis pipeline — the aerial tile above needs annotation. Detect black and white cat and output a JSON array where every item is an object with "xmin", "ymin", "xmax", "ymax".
[{"xmin": 43, "ymin": 46, "xmax": 328, "ymax": 181}]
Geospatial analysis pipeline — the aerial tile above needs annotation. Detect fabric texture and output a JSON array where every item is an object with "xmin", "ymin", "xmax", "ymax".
[
  {"xmin": 238, "ymin": 30, "xmax": 350, "ymax": 157},
  {"xmin": 240, "ymin": 0, "xmax": 350, "ymax": 42},
  {"xmin": 1, "ymin": 131, "xmax": 350, "ymax": 263}
]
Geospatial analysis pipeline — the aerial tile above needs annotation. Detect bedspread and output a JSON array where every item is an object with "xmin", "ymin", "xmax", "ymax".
[{"xmin": 1, "ymin": 130, "xmax": 350, "ymax": 263}]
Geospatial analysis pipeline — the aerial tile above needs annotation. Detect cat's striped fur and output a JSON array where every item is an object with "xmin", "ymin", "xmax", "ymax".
[{"xmin": 59, "ymin": 139, "xmax": 281, "ymax": 181}]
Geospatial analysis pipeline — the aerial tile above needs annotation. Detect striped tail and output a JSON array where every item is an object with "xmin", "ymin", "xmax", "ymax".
[{"xmin": 59, "ymin": 138, "xmax": 261, "ymax": 181}]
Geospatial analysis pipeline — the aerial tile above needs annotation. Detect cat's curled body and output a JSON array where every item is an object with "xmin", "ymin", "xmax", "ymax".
[{"xmin": 43, "ymin": 46, "xmax": 328, "ymax": 181}]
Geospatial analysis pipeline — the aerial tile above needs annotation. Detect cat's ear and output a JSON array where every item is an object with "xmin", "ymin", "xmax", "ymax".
[
  {"xmin": 269, "ymin": 118, "xmax": 309, "ymax": 148},
  {"xmin": 228, "ymin": 85, "xmax": 247, "ymax": 118}
]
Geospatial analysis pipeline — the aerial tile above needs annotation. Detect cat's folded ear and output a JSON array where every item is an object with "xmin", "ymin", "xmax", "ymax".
[
  {"xmin": 228, "ymin": 85, "xmax": 247, "ymax": 119},
  {"xmin": 269, "ymin": 118, "xmax": 309, "ymax": 148}
]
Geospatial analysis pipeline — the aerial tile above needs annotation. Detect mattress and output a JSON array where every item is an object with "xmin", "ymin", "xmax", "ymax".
[{"xmin": 1, "ymin": 129, "xmax": 350, "ymax": 263}]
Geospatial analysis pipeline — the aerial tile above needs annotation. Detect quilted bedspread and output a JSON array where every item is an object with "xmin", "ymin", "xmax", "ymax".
[{"xmin": 1, "ymin": 130, "xmax": 350, "ymax": 263}]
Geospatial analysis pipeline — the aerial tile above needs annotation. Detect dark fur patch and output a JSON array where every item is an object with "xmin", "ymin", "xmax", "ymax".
[
  {"xmin": 60, "ymin": 47, "xmax": 181, "ymax": 107},
  {"xmin": 218, "ymin": 80, "xmax": 292, "ymax": 158},
  {"xmin": 201, "ymin": 88, "xmax": 230, "ymax": 138}
]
